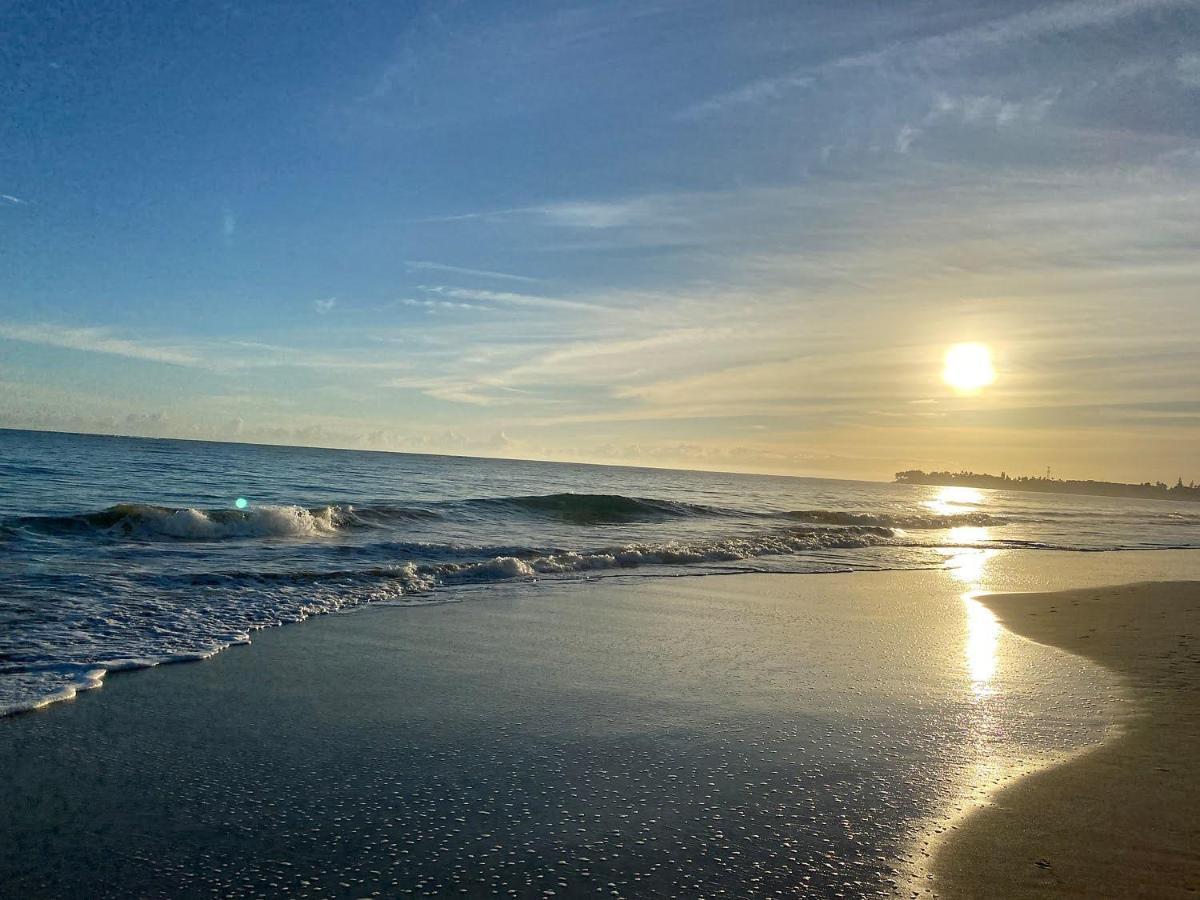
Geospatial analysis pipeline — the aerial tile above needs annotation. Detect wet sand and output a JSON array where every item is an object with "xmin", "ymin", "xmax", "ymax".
[
  {"xmin": 2, "ymin": 551, "xmax": 1199, "ymax": 898},
  {"xmin": 5, "ymin": 568, "xmax": 1003, "ymax": 898},
  {"xmin": 934, "ymin": 581, "xmax": 1200, "ymax": 898}
]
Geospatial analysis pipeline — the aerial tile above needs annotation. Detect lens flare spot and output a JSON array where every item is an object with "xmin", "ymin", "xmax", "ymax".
[{"xmin": 235, "ymin": 497, "xmax": 249, "ymax": 510}]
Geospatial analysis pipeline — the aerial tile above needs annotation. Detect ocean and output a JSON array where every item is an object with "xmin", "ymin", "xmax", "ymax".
[{"xmin": 2, "ymin": 427, "xmax": 1198, "ymax": 718}]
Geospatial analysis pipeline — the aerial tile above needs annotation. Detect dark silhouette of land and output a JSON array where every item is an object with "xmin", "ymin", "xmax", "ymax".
[{"xmin": 896, "ymin": 469, "xmax": 1200, "ymax": 503}]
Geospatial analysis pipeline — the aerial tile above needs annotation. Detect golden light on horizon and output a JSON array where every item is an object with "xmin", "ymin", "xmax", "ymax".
[{"xmin": 943, "ymin": 342, "xmax": 996, "ymax": 393}]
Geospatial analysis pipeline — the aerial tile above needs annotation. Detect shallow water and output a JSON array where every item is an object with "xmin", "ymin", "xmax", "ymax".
[
  {"xmin": 2, "ymin": 427, "xmax": 1199, "ymax": 715},
  {"xmin": 0, "ymin": 553, "xmax": 1159, "ymax": 899}
]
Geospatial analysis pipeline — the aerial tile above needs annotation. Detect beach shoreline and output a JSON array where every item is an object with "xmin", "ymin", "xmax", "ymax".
[
  {"xmin": 933, "ymin": 580, "xmax": 1200, "ymax": 898},
  {"xmin": 2, "ymin": 551, "xmax": 1199, "ymax": 897}
]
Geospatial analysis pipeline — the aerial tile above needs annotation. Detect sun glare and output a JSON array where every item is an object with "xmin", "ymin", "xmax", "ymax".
[{"xmin": 942, "ymin": 343, "xmax": 996, "ymax": 393}]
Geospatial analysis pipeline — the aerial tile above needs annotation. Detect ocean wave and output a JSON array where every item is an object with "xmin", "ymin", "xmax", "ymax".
[
  {"xmin": 784, "ymin": 509, "xmax": 1004, "ymax": 529},
  {"xmin": 2, "ymin": 493, "xmax": 733, "ymax": 541},
  {"xmin": 437, "ymin": 525, "xmax": 897, "ymax": 578},
  {"xmin": 469, "ymin": 492, "xmax": 734, "ymax": 524},
  {"xmin": 3, "ymin": 493, "xmax": 1011, "ymax": 544},
  {"xmin": 177, "ymin": 524, "xmax": 902, "ymax": 591},
  {"xmin": 7, "ymin": 502, "xmax": 439, "ymax": 541}
]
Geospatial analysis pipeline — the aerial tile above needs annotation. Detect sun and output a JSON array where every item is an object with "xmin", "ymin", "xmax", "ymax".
[{"xmin": 943, "ymin": 343, "xmax": 995, "ymax": 393}]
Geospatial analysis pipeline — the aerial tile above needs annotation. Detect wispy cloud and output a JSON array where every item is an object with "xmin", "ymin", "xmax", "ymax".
[
  {"xmin": 421, "ymin": 285, "xmax": 606, "ymax": 312},
  {"xmin": 405, "ymin": 260, "xmax": 540, "ymax": 283},
  {"xmin": 399, "ymin": 297, "xmax": 489, "ymax": 312},
  {"xmin": 0, "ymin": 322, "xmax": 204, "ymax": 367},
  {"xmin": 1, "ymin": 194, "xmax": 28, "ymax": 206},
  {"xmin": 682, "ymin": 0, "xmax": 1193, "ymax": 119},
  {"xmin": 1177, "ymin": 52, "xmax": 1200, "ymax": 88},
  {"xmin": 533, "ymin": 199, "xmax": 660, "ymax": 229},
  {"xmin": 678, "ymin": 74, "xmax": 813, "ymax": 121},
  {"xmin": 386, "ymin": 374, "xmax": 524, "ymax": 407},
  {"xmin": 929, "ymin": 90, "xmax": 1059, "ymax": 128},
  {"xmin": 409, "ymin": 200, "xmax": 663, "ymax": 231},
  {"xmin": 224, "ymin": 342, "xmax": 412, "ymax": 372},
  {"xmin": 895, "ymin": 89, "xmax": 1061, "ymax": 154},
  {"xmin": 0, "ymin": 322, "xmax": 424, "ymax": 374},
  {"xmin": 313, "ymin": 297, "xmax": 337, "ymax": 314}
]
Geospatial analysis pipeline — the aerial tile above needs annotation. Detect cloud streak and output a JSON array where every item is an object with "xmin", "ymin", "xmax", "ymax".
[
  {"xmin": 405, "ymin": 260, "xmax": 541, "ymax": 283},
  {"xmin": 0, "ymin": 322, "xmax": 204, "ymax": 367},
  {"xmin": 420, "ymin": 285, "xmax": 607, "ymax": 312},
  {"xmin": 682, "ymin": 0, "xmax": 1194, "ymax": 119}
]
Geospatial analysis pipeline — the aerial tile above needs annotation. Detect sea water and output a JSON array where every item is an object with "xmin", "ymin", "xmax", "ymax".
[{"xmin": 2, "ymin": 427, "xmax": 1199, "ymax": 716}]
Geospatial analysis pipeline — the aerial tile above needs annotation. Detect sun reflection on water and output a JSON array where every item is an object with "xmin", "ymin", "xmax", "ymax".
[
  {"xmin": 946, "ymin": 525, "xmax": 989, "ymax": 547},
  {"xmin": 924, "ymin": 485, "xmax": 984, "ymax": 516}
]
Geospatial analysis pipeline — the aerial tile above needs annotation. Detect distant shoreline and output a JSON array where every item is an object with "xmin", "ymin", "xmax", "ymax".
[{"xmin": 896, "ymin": 469, "xmax": 1200, "ymax": 504}]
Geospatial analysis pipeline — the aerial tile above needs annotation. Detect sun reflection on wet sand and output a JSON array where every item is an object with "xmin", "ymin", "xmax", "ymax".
[
  {"xmin": 897, "ymin": 550, "xmax": 1147, "ymax": 896},
  {"xmin": 895, "ymin": 547, "xmax": 1007, "ymax": 893},
  {"xmin": 942, "ymin": 547, "xmax": 1000, "ymax": 695},
  {"xmin": 963, "ymin": 596, "xmax": 1000, "ymax": 694}
]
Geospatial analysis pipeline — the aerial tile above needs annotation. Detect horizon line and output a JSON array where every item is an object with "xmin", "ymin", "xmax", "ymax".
[{"xmin": 0, "ymin": 425, "xmax": 887, "ymax": 486}]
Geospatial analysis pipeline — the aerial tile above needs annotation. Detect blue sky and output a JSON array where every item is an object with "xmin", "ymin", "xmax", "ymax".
[{"xmin": 2, "ymin": 0, "xmax": 1198, "ymax": 480}]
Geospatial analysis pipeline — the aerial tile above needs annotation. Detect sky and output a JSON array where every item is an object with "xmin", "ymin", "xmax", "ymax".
[{"xmin": 2, "ymin": 0, "xmax": 1198, "ymax": 481}]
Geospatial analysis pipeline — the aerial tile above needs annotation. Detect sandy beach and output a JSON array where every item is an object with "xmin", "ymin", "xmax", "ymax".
[
  {"xmin": 6, "ymin": 1, "xmax": 1199, "ymax": 896},
  {"xmin": 2, "ymin": 550, "xmax": 1199, "ymax": 898},
  {"xmin": 933, "ymin": 580, "xmax": 1200, "ymax": 898}
]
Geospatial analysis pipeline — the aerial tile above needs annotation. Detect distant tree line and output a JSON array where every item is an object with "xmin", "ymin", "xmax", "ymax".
[{"xmin": 894, "ymin": 469, "xmax": 1200, "ymax": 503}]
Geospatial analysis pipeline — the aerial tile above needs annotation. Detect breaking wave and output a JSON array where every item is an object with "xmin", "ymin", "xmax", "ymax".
[
  {"xmin": 192, "ymin": 524, "xmax": 900, "ymax": 591},
  {"xmin": 3, "ymin": 493, "xmax": 1006, "ymax": 543},
  {"xmin": 6, "ymin": 502, "xmax": 440, "ymax": 541}
]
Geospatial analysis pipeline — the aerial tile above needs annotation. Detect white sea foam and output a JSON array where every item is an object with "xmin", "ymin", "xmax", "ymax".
[
  {"xmin": 108, "ymin": 504, "xmax": 345, "ymax": 539},
  {"xmin": 0, "ymin": 523, "xmax": 911, "ymax": 716}
]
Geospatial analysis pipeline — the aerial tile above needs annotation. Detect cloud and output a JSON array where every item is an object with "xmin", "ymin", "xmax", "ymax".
[
  {"xmin": 409, "ymin": 198, "xmax": 674, "ymax": 239},
  {"xmin": 927, "ymin": 91, "xmax": 1059, "ymax": 128},
  {"xmin": 399, "ymin": 297, "xmax": 489, "ymax": 312},
  {"xmin": 481, "ymin": 328, "xmax": 737, "ymax": 392},
  {"xmin": 222, "ymin": 339, "xmax": 415, "ymax": 372},
  {"xmin": 895, "ymin": 124, "xmax": 919, "ymax": 154},
  {"xmin": 533, "ymin": 199, "xmax": 657, "ymax": 229},
  {"xmin": 677, "ymin": 73, "xmax": 813, "ymax": 121},
  {"xmin": 313, "ymin": 297, "xmax": 337, "ymax": 314},
  {"xmin": 0, "ymin": 322, "xmax": 425, "ymax": 375},
  {"xmin": 386, "ymin": 374, "xmax": 514, "ymax": 406},
  {"xmin": 893, "ymin": 89, "xmax": 1061, "ymax": 149},
  {"xmin": 0, "ymin": 322, "xmax": 204, "ymax": 367},
  {"xmin": 682, "ymin": 0, "xmax": 1193, "ymax": 119},
  {"xmin": 404, "ymin": 260, "xmax": 540, "ymax": 283},
  {"xmin": 1177, "ymin": 53, "xmax": 1200, "ymax": 88},
  {"xmin": 420, "ymin": 285, "xmax": 606, "ymax": 312},
  {"xmin": 1, "ymin": 194, "xmax": 27, "ymax": 206}
]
